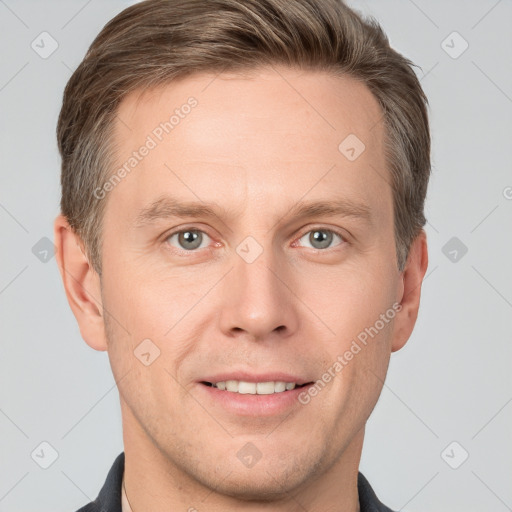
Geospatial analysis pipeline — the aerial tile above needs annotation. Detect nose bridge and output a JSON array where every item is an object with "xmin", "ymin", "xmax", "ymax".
[{"xmin": 218, "ymin": 235, "xmax": 297, "ymax": 339}]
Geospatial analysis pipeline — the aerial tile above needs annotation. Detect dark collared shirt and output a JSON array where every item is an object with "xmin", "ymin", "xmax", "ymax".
[{"xmin": 75, "ymin": 452, "xmax": 396, "ymax": 512}]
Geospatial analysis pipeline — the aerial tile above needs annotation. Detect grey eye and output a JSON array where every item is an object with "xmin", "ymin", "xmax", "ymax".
[
  {"xmin": 298, "ymin": 229, "xmax": 343, "ymax": 250},
  {"xmin": 167, "ymin": 230, "xmax": 209, "ymax": 251}
]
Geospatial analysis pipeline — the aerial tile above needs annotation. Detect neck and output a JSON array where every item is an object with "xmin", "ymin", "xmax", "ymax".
[{"xmin": 121, "ymin": 400, "xmax": 362, "ymax": 512}]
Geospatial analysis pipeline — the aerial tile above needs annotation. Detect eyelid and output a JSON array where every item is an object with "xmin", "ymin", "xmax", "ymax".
[{"xmin": 163, "ymin": 224, "xmax": 213, "ymax": 240}]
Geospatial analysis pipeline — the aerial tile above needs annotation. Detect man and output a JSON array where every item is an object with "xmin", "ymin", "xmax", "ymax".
[{"xmin": 54, "ymin": 0, "xmax": 430, "ymax": 510}]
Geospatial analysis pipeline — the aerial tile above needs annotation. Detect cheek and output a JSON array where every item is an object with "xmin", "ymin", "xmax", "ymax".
[
  {"xmin": 311, "ymin": 263, "xmax": 397, "ymax": 401},
  {"xmin": 100, "ymin": 261, "xmax": 202, "ymax": 382},
  {"xmin": 312, "ymin": 263, "xmax": 397, "ymax": 336},
  {"xmin": 101, "ymin": 257, "xmax": 182, "ymax": 338}
]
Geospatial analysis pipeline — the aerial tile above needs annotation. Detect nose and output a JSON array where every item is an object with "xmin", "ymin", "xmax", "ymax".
[{"xmin": 217, "ymin": 240, "xmax": 300, "ymax": 343}]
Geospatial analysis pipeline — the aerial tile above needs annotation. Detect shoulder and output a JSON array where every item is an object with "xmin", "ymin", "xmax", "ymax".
[
  {"xmin": 73, "ymin": 452, "xmax": 125, "ymax": 512},
  {"xmin": 358, "ymin": 472, "xmax": 398, "ymax": 512}
]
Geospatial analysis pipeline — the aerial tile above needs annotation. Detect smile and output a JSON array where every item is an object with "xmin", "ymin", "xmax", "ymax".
[{"xmin": 202, "ymin": 380, "xmax": 312, "ymax": 395}]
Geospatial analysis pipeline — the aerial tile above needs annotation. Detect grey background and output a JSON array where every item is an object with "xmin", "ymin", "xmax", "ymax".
[{"xmin": 1, "ymin": 0, "xmax": 511, "ymax": 511}]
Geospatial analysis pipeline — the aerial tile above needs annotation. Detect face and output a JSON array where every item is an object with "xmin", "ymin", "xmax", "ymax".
[{"xmin": 84, "ymin": 67, "xmax": 410, "ymax": 497}]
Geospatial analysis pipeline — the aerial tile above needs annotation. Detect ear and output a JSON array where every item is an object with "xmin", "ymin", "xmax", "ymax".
[
  {"xmin": 391, "ymin": 229, "xmax": 429, "ymax": 352},
  {"xmin": 53, "ymin": 214, "xmax": 108, "ymax": 351}
]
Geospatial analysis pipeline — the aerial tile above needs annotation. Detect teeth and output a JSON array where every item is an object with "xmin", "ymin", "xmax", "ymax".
[
  {"xmin": 225, "ymin": 380, "xmax": 239, "ymax": 392},
  {"xmin": 212, "ymin": 380, "xmax": 297, "ymax": 394},
  {"xmin": 238, "ymin": 381, "xmax": 255, "ymax": 394},
  {"xmin": 257, "ymin": 382, "xmax": 275, "ymax": 394}
]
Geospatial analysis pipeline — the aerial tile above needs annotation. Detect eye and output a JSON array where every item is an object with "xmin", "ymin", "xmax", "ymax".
[
  {"xmin": 163, "ymin": 226, "xmax": 346, "ymax": 255},
  {"xmin": 165, "ymin": 228, "xmax": 212, "ymax": 252},
  {"xmin": 295, "ymin": 227, "xmax": 345, "ymax": 250}
]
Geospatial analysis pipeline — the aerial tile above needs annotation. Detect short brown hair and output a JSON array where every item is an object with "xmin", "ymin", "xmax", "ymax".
[{"xmin": 57, "ymin": 0, "xmax": 430, "ymax": 275}]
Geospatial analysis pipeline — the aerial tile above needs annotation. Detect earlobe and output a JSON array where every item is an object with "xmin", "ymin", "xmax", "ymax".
[
  {"xmin": 53, "ymin": 214, "xmax": 108, "ymax": 352},
  {"xmin": 391, "ymin": 229, "xmax": 429, "ymax": 353}
]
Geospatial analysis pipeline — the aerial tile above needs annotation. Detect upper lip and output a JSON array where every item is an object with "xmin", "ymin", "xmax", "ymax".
[{"xmin": 199, "ymin": 372, "xmax": 313, "ymax": 385}]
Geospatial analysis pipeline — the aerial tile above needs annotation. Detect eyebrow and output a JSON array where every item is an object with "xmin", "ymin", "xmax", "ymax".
[{"xmin": 133, "ymin": 195, "xmax": 373, "ymax": 228}]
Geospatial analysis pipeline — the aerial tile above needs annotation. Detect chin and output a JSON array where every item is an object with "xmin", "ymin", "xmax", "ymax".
[
  {"xmin": 204, "ymin": 470, "xmax": 306, "ymax": 502},
  {"xmin": 189, "ymin": 449, "xmax": 320, "ymax": 503}
]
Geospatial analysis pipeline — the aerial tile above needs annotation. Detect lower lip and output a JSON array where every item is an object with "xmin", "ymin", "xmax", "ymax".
[{"xmin": 197, "ymin": 383, "xmax": 312, "ymax": 416}]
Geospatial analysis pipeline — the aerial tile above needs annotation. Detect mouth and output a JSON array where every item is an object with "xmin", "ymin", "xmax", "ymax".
[
  {"xmin": 197, "ymin": 376, "xmax": 317, "ymax": 416},
  {"xmin": 200, "ymin": 380, "xmax": 314, "ymax": 395}
]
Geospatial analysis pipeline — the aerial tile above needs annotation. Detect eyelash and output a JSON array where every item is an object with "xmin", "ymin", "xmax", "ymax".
[{"xmin": 163, "ymin": 225, "xmax": 347, "ymax": 256}]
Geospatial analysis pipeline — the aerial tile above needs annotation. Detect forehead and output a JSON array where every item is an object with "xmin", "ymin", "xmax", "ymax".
[
  {"xmin": 107, "ymin": 66, "xmax": 391, "ymax": 226},
  {"xmin": 117, "ymin": 66, "xmax": 384, "ymax": 150}
]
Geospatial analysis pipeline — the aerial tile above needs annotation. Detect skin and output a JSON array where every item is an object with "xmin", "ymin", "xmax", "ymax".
[{"xmin": 54, "ymin": 66, "xmax": 428, "ymax": 512}]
